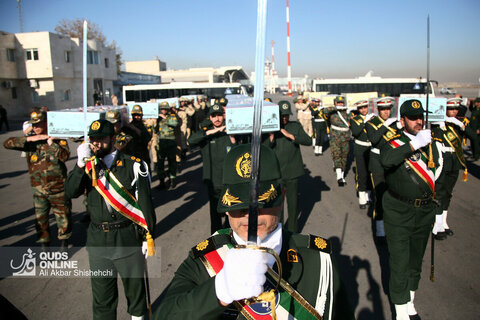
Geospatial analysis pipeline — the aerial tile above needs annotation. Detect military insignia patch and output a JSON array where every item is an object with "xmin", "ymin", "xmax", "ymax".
[
  {"xmin": 258, "ymin": 184, "xmax": 278, "ymax": 203},
  {"xmin": 130, "ymin": 156, "xmax": 136, "ymax": 160},
  {"xmin": 135, "ymin": 158, "xmax": 141, "ymax": 162},
  {"xmin": 196, "ymin": 240, "xmax": 209, "ymax": 251},
  {"xmin": 287, "ymin": 249, "xmax": 299, "ymax": 263},
  {"xmin": 282, "ymin": 104, "xmax": 289, "ymax": 110},
  {"xmin": 116, "ymin": 160, "xmax": 123, "ymax": 167},
  {"xmin": 91, "ymin": 121, "xmax": 101, "ymax": 130},
  {"xmin": 235, "ymin": 152, "xmax": 252, "ymax": 178},
  {"xmin": 30, "ymin": 154, "xmax": 38, "ymax": 162},
  {"xmin": 314, "ymin": 237, "xmax": 327, "ymax": 250},
  {"xmin": 60, "ymin": 140, "xmax": 67, "ymax": 146},
  {"xmin": 308, "ymin": 235, "xmax": 331, "ymax": 253},
  {"xmin": 221, "ymin": 189, "xmax": 242, "ymax": 207},
  {"xmin": 409, "ymin": 152, "xmax": 421, "ymax": 162},
  {"xmin": 412, "ymin": 101, "xmax": 421, "ymax": 109},
  {"xmin": 385, "ymin": 131, "xmax": 394, "ymax": 139},
  {"xmin": 446, "ymin": 131, "xmax": 456, "ymax": 142}
]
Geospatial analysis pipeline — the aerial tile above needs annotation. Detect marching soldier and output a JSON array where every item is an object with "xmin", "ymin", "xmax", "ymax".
[
  {"xmin": 325, "ymin": 96, "xmax": 351, "ymax": 186},
  {"xmin": 265, "ymin": 101, "xmax": 311, "ymax": 233},
  {"xmin": 156, "ymin": 101, "xmax": 179, "ymax": 189},
  {"xmin": 152, "ymin": 143, "xmax": 354, "ymax": 320},
  {"xmin": 380, "ymin": 99, "xmax": 442, "ymax": 320},
  {"xmin": 365, "ymin": 97, "xmax": 398, "ymax": 240},
  {"xmin": 309, "ymin": 97, "xmax": 328, "ymax": 155},
  {"xmin": 66, "ymin": 119, "xmax": 156, "ymax": 320},
  {"xmin": 350, "ymin": 100, "xmax": 374, "ymax": 209},
  {"xmin": 188, "ymin": 104, "xmax": 236, "ymax": 233},
  {"xmin": 129, "ymin": 105, "xmax": 152, "ymax": 166},
  {"xmin": 3, "ymin": 109, "xmax": 72, "ymax": 250},
  {"xmin": 431, "ymin": 98, "xmax": 478, "ymax": 240},
  {"xmin": 106, "ymin": 109, "xmax": 135, "ymax": 155},
  {"xmin": 469, "ymin": 97, "xmax": 480, "ymax": 160},
  {"xmin": 295, "ymin": 95, "xmax": 313, "ymax": 137},
  {"xmin": 174, "ymin": 101, "xmax": 188, "ymax": 167}
]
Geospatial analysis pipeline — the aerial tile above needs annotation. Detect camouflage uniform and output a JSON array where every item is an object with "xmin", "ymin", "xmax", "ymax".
[
  {"xmin": 3, "ymin": 136, "xmax": 72, "ymax": 243},
  {"xmin": 144, "ymin": 118, "xmax": 158, "ymax": 164},
  {"xmin": 326, "ymin": 103, "xmax": 351, "ymax": 185},
  {"xmin": 156, "ymin": 110, "xmax": 179, "ymax": 185}
]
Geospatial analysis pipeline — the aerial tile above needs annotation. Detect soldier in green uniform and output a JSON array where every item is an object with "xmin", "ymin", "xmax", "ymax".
[
  {"xmin": 3, "ymin": 109, "xmax": 72, "ymax": 250},
  {"xmin": 309, "ymin": 97, "xmax": 328, "ymax": 155},
  {"xmin": 325, "ymin": 96, "xmax": 351, "ymax": 186},
  {"xmin": 365, "ymin": 97, "xmax": 398, "ymax": 240},
  {"xmin": 349, "ymin": 100, "xmax": 374, "ymax": 209},
  {"xmin": 469, "ymin": 97, "xmax": 480, "ymax": 160},
  {"xmin": 264, "ymin": 101, "xmax": 311, "ymax": 233},
  {"xmin": 188, "ymin": 104, "xmax": 237, "ymax": 233},
  {"xmin": 66, "ymin": 119, "xmax": 156, "ymax": 320},
  {"xmin": 431, "ymin": 98, "xmax": 478, "ymax": 240},
  {"xmin": 152, "ymin": 143, "xmax": 354, "ymax": 320},
  {"xmin": 129, "ymin": 105, "xmax": 152, "ymax": 166},
  {"xmin": 105, "ymin": 109, "xmax": 135, "ymax": 155},
  {"xmin": 380, "ymin": 99, "xmax": 441, "ymax": 320},
  {"xmin": 155, "ymin": 101, "xmax": 179, "ymax": 189}
]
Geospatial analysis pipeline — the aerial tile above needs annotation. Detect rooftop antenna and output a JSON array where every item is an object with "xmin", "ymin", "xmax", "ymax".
[{"xmin": 16, "ymin": 0, "xmax": 24, "ymax": 33}]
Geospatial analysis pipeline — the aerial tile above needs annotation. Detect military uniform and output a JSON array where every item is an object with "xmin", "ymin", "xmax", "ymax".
[
  {"xmin": 325, "ymin": 96, "xmax": 351, "ymax": 186},
  {"xmin": 295, "ymin": 95, "xmax": 313, "ymax": 137},
  {"xmin": 380, "ymin": 99, "xmax": 441, "ymax": 320},
  {"xmin": 309, "ymin": 98, "xmax": 327, "ymax": 155},
  {"xmin": 469, "ymin": 97, "xmax": 480, "ymax": 160},
  {"xmin": 174, "ymin": 102, "xmax": 188, "ymax": 164},
  {"xmin": 129, "ymin": 105, "xmax": 152, "ymax": 165},
  {"xmin": 188, "ymin": 104, "xmax": 236, "ymax": 233},
  {"xmin": 65, "ymin": 120, "xmax": 156, "ymax": 320},
  {"xmin": 153, "ymin": 143, "xmax": 353, "ymax": 320},
  {"xmin": 156, "ymin": 102, "xmax": 179, "ymax": 188},
  {"xmin": 265, "ymin": 101, "xmax": 311, "ymax": 233},
  {"xmin": 3, "ymin": 110, "xmax": 72, "ymax": 246}
]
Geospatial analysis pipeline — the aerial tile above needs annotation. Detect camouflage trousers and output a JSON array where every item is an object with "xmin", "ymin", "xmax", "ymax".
[
  {"xmin": 330, "ymin": 129, "xmax": 350, "ymax": 170},
  {"xmin": 33, "ymin": 188, "xmax": 72, "ymax": 243}
]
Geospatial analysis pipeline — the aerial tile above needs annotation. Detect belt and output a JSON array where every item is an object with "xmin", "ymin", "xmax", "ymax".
[
  {"xmin": 371, "ymin": 148, "xmax": 380, "ymax": 154},
  {"xmin": 91, "ymin": 220, "xmax": 132, "ymax": 232},
  {"xmin": 331, "ymin": 125, "xmax": 349, "ymax": 132},
  {"xmin": 314, "ymin": 119, "xmax": 325, "ymax": 122},
  {"xmin": 355, "ymin": 139, "xmax": 372, "ymax": 147},
  {"xmin": 388, "ymin": 189, "xmax": 433, "ymax": 208}
]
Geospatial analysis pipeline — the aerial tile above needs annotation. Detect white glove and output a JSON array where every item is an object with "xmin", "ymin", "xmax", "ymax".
[
  {"xmin": 384, "ymin": 118, "xmax": 396, "ymax": 127},
  {"xmin": 446, "ymin": 117, "xmax": 464, "ymax": 129},
  {"xmin": 365, "ymin": 113, "xmax": 375, "ymax": 122},
  {"xmin": 215, "ymin": 248, "xmax": 268, "ymax": 305},
  {"xmin": 141, "ymin": 241, "xmax": 148, "ymax": 258},
  {"xmin": 432, "ymin": 214, "xmax": 444, "ymax": 235},
  {"xmin": 409, "ymin": 129, "xmax": 432, "ymax": 150},
  {"xmin": 76, "ymin": 143, "xmax": 92, "ymax": 168}
]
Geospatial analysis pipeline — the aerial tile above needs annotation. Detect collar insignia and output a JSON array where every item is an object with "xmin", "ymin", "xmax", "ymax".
[
  {"xmin": 196, "ymin": 240, "xmax": 209, "ymax": 251},
  {"xmin": 258, "ymin": 184, "xmax": 278, "ymax": 203},
  {"xmin": 287, "ymin": 249, "xmax": 299, "ymax": 263}
]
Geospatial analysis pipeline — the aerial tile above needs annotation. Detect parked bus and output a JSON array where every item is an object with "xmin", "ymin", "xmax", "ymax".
[
  {"xmin": 312, "ymin": 75, "xmax": 437, "ymax": 97},
  {"xmin": 122, "ymin": 82, "xmax": 247, "ymax": 103}
]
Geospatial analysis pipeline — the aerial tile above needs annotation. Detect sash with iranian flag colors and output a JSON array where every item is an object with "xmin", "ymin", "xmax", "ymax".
[
  {"xmin": 389, "ymin": 137, "xmax": 436, "ymax": 192},
  {"xmin": 85, "ymin": 158, "xmax": 148, "ymax": 230},
  {"xmin": 199, "ymin": 230, "xmax": 322, "ymax": 320}
]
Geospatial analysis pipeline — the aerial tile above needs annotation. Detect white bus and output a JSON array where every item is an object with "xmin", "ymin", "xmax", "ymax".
[
  {"xmin": 122, "ymin": 82, "xmax": 247, "ymax": 103},
  {"xmin": 312, "ymin": 75, "xmax": 437, "ymax": 97}
]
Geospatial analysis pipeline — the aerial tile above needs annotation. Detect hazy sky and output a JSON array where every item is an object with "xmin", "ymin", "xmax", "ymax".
[{"xmin": 1, "ymin": 0, "xmax": 479, "ymax": 83}]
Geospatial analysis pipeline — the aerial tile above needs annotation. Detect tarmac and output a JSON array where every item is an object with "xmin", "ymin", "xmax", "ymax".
[{"xmin": 0, "ymin": 94, "xmax": 479, "ymax": 319}]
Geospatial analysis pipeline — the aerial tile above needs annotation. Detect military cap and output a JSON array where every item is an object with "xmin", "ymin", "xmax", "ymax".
[
  {"xmin": 179, "ymin": 97, "xmax": 187, "ymax": 102},
  {"xmin": 218, "ymin": 97, "xmax": 228, "ymax": 106},
  {"xmin": 28, "ymin": 110, "xmax": 47, "ymax": 124},
  {"xmin": 131, "ymin": 105, "xmax": 143, "ymax": 115},
  {"xmin": 217, "ymin": 144, "xmax": 283, "ymax": 213},
  {"xmin": 446, "ymin": 98, "xmax": 462, "ymax": 109},
  {"xmin": 354, "ymin": 100, "xmax": 369, "ymax": 108},
  {"xmin": 278, "ymin": 100, "xmax": 292, "ymax": 115},
  {"xmin": 159, "ymin": 101, "xmax": 170, "ymax": 109},
  {"xmin": 169, "ymin": 102, "xmax": 177, "ymax": 108},
  {"xmin": 334, "ymin": 96, "xmax": 345, "ymax": 104},
  {"xmin": 208, "ymin": 104, "xmax": 223, "ymax": 116},
  {"xmin": 400, "ymin": 99, "xmax": 425, "ymax": 117},
  {"xmin": 376, "ymin": 97, "xmax": 394, "ymax": 109},
  {"xmin": 88, "ymin": 119, "xmax": 114, "ymax": 138},
  {"xmin": 105, "ymin": 110, "xmax": 121, "ymax": 124},
  {"xmin": 310, "ymin": 97, "xmax": 321, "ymax": 103}
]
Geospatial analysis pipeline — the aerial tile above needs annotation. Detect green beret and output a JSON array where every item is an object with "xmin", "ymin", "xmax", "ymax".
[
  {"xmin": 105, "ymin": 110, "xmax": 120, "ymax": 124},
  {"xmin": 131, "ymin": 105, "xmax": 143, "ymax": 115},
  {"xmin": 208, "ymin": 104, "xmax": 223, "ymax": 116},
  {"xmin": 217, "ymin": 144, "xmax": 283, "ymax": 213},
  {"xmin": 28, "ymin": 110, "xmax": 46, "ymax": 124},
  {"xmin": 278, "ymin": 100, "xmax": 292, "ymax": 115},
  {"xmin": 400, "ymin": 99, "xmax": 425, "ymax": 117},
  {"xmin": 88, "ymin": 119, "xmax": 114, "ymax": 138},
  {"xmin": 334, "ymin": 96, "xmax": 345, "ymax": 103}
]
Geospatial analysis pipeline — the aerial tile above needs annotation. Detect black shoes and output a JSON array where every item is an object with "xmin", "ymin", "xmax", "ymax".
[
  {"xmin": 433, "ymin": 232, "xmax": 447, "ymax": 240},
  {"xmin": 337, "ymin": 179, "xmax": 346, "ymax": 187},
  {"xmin": 444, "ymin": 228, "xmax": 454, "ymax": 236},
  {"xmin": 359, "ymin": 204, "xmax": 367, "ymax": 209},
  {"xmin": 157, "ymin": 180, "xmax": 166, "ymax": 190},
  {"xmin": 409, "ymin": 314, "xmax": 422, "ymax": 320},
  {"xmin": 169, "ymin": 179, "xmax": 176, "ymax": 190}
]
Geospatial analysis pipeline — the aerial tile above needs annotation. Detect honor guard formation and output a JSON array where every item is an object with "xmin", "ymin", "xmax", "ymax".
[{"xmin": 3, "ymin": 92, "xmax": 480, "ymax": 320}]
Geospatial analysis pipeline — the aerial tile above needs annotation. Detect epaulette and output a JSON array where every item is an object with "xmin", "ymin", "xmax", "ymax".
[
  {"xmin": 463, "ymin": 117, "xmax": 470, "ymax": 125},
  {"xmin": 129, "ymin": 156, "xmax": 142, "ymax": 163},
  {"xmin": 351, "ymin": 116, "xmax": 362, "ymax": 126},
  {"xmin": 367, "ymin": 117, "xmax": 381, "ymax": 130},
  {"xmin": 383, "ymin": 131, "xmax": 400, "ymax": 141},
  {"xmin": 192, "ymin": 231, "xmax": 233, "ymax": 258},
  {"xmin": 307, "ymin": 235, "xmax": 332, "ymax": 254}
]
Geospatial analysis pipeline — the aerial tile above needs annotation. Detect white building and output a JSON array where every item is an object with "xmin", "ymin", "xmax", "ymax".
[{"xmin": 0, "ymin": 31, "xmax": 117, "ymax": 118}]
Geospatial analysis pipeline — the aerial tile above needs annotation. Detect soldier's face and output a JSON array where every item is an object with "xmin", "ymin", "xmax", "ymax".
[
  {"xmin": 32, "ymin": 121, "xmax": 47, "ymax": 135},
  {"xmin": 132, "ymin": 114, "xmax": 142, "ymax": 122},
  {"xmin": 210, "ymin": 113, "xmax": 224, "ymax": 128},
  {"xmin": 378, "ymin": 108, "xmax": 391, "ymax": 121},
  {"xmin": 446, "ymin": 109, "xmax": 458, "ymax": 117},
  {"xmin": 90, "ymin": 136, "xmax": 115, "ymax": 158},
  {"xmin": 401, "ymin": 115, "xmax": 424, "ymax": 135},
  {"xmin": 281, "ymin": 115, "xmax": 289, "ymax": 125},
  {"xmin": 227, "ymin": 206, "xmax": 281, "ymax": 241},
  {"xmin": 358, "ymin": 105, "xmax": 368, "ymax": 116}
]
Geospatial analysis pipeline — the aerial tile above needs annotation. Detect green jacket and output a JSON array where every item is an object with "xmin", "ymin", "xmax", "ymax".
[
  {"xmin": 130, "ymin": 120, "xmax": 152, "ymax": 161},
  {"xmin": 3, "ymin": 136, "xmax": 70, "ymax": 194},
  {"xmin": 365, "ymin": 117, "xmax": 399, "ymax": 149},
  {"xmin": 380, "ymin": 131, "xmax": 440, "ymax": 199},
  {"xmin": 264, "ymin": 121, "xmax": 311, "ymax": 180},
  {"xmin": 349, "ymin": 115, "xmax": 369, "ymax": 143},
  {"xmin": 156, "ymin": 114, "xmax": 179, "ymax": 140},
  {"xmin": 188, "ymin": 125, "xmax": 236, "ymax": 186},
  {"xmin": 470, "ymin": 108, "xmax": 480, "ymax": 131},
  {"xmin": 65, "ymin": 152, "xmax": 156, "ymax": 258},
  {"xmin": 153, "ymin": 229, "xmax": 354, "ymax": 320}
]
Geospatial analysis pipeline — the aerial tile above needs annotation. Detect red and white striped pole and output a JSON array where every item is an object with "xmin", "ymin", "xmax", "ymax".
[{"xmin": 286, "ymin": 0, "xmax": 292, "ymax": 95}]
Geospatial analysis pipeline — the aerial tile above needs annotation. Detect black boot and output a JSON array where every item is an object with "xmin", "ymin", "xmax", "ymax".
[
  {"xmin": 40, "ymin": 242, "xmax": 50, "ymax": 252},
  {"xmin": 157, "ymin": 179, "xmax": 166, "ymax": 190},
  {"xmin": 169, "ymin": 178, "xmax": 176, "ymax": 190}
]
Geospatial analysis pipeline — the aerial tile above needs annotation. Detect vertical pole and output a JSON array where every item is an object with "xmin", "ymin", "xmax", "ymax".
[
  {"xmin": 271, "ymin": 40, "xmax": 275, "ymax": 77},
  {"xmin": 83, "ymin": 20, "xmax": 88, "ymax": 142},
  {"xmin": 286, "ymin": 0, "xmax": 292, "ymax": 95},
  {"xmin": 425, "ymin": 15, "xmax": 430, "ymax": 125}
]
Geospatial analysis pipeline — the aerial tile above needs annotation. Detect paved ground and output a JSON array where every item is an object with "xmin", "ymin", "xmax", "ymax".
[{"xmin": 0, "ymin": 94, "xmax": 479, "ymax": 319}]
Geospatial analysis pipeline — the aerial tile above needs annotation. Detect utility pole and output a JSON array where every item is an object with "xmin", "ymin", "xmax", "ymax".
[{"xmin": 17, "ymin": 0, "xmax": 24, "ymax": 33}]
